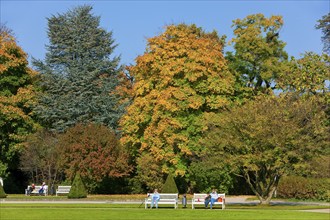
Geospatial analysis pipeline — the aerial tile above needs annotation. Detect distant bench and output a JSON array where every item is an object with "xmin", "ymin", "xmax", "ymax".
[
  {"xmin": 56, "ymin": 186, "xmax": 71, "ymax": 196},
  {"xmin": 25, "ymin": 185, "xmax": 48, "ymax": 196},
  {"xmin": 145, "ymin": 193, "xmax": 178, "ymax": 209},
  {"xmin": 191, "ymin": 193, "xmax": 225, "ymax": 209}
]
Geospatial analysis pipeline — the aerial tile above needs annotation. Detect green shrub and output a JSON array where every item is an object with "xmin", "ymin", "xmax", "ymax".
[
  {"xmin": 162, "ymin": 173, "xmax": 179, "ymax": 193},
  {"xmin": 0, "ymin": 184, "xmax": 7, "ymax": 198},
  {"xmin": 68, "ymin": 173, "xmax": 88, "ymax": 199},
  {"xmin": 278, "ymin": 176, "xmax": 330, "ymax": 202}
]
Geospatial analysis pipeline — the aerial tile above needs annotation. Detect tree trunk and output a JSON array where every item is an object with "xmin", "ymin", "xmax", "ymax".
[{"xmin": 244, "ymin": 171, "xmax": 280, "ymax": 205}]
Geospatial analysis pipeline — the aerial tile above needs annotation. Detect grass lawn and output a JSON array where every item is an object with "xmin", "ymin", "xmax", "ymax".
[{"xmin": 0, "ymin": 203, "xmax": 329, "ymax": 220}]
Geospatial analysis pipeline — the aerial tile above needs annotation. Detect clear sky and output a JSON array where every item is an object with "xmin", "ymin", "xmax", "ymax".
[{"xmin": 1, "ymin": 0, "xmax": 329, "ymax": 66}]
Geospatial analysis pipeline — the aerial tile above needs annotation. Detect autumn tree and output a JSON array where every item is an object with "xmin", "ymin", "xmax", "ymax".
[
  {"xmin": 201, "ymin": 94, "xmax": 329, "ymax": 204},
  {"xmin": 20, "ymin": 129, "xmax": 65, "ymax": 186},
  {"xmin": 33, "ymin": 5, "xmax": 123, "ymax": 132},
  {"xmin": 59, "ymin": 123, "xmax": 131, "ymax": 192},
  {"xmin": 316, "ymin": 13, "xmax": 330, "ymax": 54},
  {"xmin": 0, "ymin": 26, "xmax": 38, "ymax": 183},
  {"xmin": 226, "ymin": 14, "xmax": 288, "ymax": 95},
  {"xmin": 120, "ymin": 24, "xmax": 235, "ymax": 190},
  {"xmin": 277, "ymin": 52, "xmax": 330, "ymax": 95}
]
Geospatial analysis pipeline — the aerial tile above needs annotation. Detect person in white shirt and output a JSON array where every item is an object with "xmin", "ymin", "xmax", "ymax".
[
  {"xmin": 150, "ymin": 189, "xmax": 160, "ymax": 209},
  {"xmin": 205, "ymin": 189, "xmax": 218, "ymax": 209}
]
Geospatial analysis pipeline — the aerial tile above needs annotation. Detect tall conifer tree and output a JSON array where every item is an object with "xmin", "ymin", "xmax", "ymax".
[{"xmin": 33, "ymin": 5, "xmax": 123, "ymax": 132}]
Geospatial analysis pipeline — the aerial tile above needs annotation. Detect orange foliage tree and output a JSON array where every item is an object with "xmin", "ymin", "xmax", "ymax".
[
  {"xmin": 120, "ymin": 24, "xmax": 235, "ymax": 190},
  {"xmin": 59, "ymin": 123, "xmax": 132, "ymax": 192},
  {"xmin": 0, "ymin": 27, "xmax": 38, "ymax": 178}
]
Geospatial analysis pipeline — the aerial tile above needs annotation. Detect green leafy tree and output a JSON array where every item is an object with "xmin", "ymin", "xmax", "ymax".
[
  {"xmin": 59, "ymin": 123, "xmax": 131, "ymax": 192},
  {"xmin": 162, "ymin": 173, "xmax": 179, "ymax": 193},
  {"xmin": 68, "ymin": 173, "xmax": 87, "ymax": 199},
  {"xmin": 277, "ymin": 52, "xmax": 330, "ymax": 95},
  {"xmin": 201, "ymin": 94, "xmax": 329, "ymax": 204},
  {"xmin": 188, "ymin": 159, "xmax": 233, "ymax": 193},
  {"xmin": 120, "ymin": 24, "xmax": 235, "ymax": 189},
  {"xmin": 33, "ymin": 5, "xmax": 123, "ymax": 132},
  {"xmin": 0, "ymin": 26, "xmax": 38, "ymax": 179},
  {"xmin": 227, "ymin": 14, "xmax": 288, "ymax": 95},
  {"xmin": 316, "ymin": 13, "xmax": 330, "ymax": 54}
]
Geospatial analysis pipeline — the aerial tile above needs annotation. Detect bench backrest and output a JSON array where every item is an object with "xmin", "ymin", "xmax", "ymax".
[
  {"xmin": 147, "ymin": 193, "xmax": 178, "ymax": 200},
  {"xmin": 57, "ymin": 186, "xmax": 71, "ymax": 191},
  {"xmin": 193, "ymin": 193, "xmax": 225, "ymax": 201}
]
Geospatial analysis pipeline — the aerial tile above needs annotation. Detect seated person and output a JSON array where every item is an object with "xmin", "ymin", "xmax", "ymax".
[
  {"xmin": 38, "ymin": 182, "xmax": 46, "ymax": 195},
  {"xmin": 205, "ymin": 189, "xmax": 218, "ymax": 209},
  {"xmin": 27, "ymin": 184, "xmax": 35, "ymax": 195},
  {"xmin": 150, "ymin": 189, "xmax": 160, "ymax": 209}
]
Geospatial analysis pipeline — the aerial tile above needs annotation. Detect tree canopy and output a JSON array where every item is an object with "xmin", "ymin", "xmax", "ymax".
[
  {"xmin": 120, "ymin": 24, "xmax": 235, "ymax": 189},
  {"xmin": 0, "ymin": 27, "xmax": 38, "ymax": 178},
  {"xmin": 277, "ymin": 52, "xmax": 330, "ymax": 95},
  {"xmin": 59, "ymin": 123, "xmax": 131, "ymax": 192},
  {"xmin": 33, "ymin": 5, "xmax": 123, "ymax": 132},
  {"xmin": 201, "ymin": 94, "xmax": 329, "ymax": 204},
  {"xmin": 227, "ymin": 14, "xmax": 288, "ymax": 95}
]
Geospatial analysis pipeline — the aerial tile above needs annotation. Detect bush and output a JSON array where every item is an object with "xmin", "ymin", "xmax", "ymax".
[
  {"xmin": 162, "ymin": 173, "xmax": 178, "ymax": 193},
  {"xmin": 0, "ymin": 184, "xmax": 7, "ymax": 198},
  {"xmin": 188, "ymin": 160, "xmax": 233, "ymax": 193},
  {"xmin": 278, "ymin": 176, "xmax": 330, "ymax": 202},
  {"xmin": 68, "ymin": 173, "xmax": 87, "ymax": 199}
]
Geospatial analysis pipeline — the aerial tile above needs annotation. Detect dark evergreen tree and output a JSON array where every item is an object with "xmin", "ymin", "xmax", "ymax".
[
  {"xmin": 0, "ymin": 184, "xmax": 7, "ymax": 198},
  {"xmin": 162, "ymin": 173, "xmax": 179, "ymax": 193},
  {"xmin": 316, "ymin": 13, "xmax": 330, "ymax": 54},
  {"xmin": 68, "ymin": 173, "xmax": 87, "ymax": 199},
  {"xmin": 33, "ymin": 5, "xmax": 123, "ymax": 132}
]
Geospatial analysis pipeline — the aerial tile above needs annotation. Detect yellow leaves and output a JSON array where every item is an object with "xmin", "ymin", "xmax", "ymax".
[
  {"xmin": 0, "ymin": 34, "xmax": 29, "ymax": 75},
  {"xmin": 187, "ymin": 95, "xmax": 204, "ymax": 109},
  {"xmin": 120, "ymin": 24, "xmax": 236, "ymax": 178}
]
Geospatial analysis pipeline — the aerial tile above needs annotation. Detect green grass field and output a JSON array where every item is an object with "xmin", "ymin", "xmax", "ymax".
[{"xmin": 0, "ymin": 203, "xmax": 329, "ymax": 220}]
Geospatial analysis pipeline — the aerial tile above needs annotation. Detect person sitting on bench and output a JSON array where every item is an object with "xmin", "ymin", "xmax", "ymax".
[{"xmin": 150, "ymin": 189, "xmax": 160, "ymax": 209}]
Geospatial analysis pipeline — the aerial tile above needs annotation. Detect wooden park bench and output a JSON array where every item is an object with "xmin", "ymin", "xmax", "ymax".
[
  {"xmin": 25, "ymin": 185, "xmax": 48, "ymax": 196},
  {"xmin": 56, "ymin": 186, "xmax": 72, "ymax": 196},
  {"xmin": 145, "ymin": 193, "xmax": 178, "ymax": 209},
  {"xmin": 191, "ymin": 193, "xmax": 225, "ymax": 209}
]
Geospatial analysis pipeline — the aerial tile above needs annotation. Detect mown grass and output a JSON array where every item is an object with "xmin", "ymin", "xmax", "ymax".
[{"xmin": 0, "ymin": 203, "xmax": 329, "ymax": 220}]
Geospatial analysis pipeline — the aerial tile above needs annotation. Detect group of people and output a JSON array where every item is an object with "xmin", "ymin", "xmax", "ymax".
[
  {"xmin": 148, "ymin": 188, "xmax": 220, "ymax": 209},
  {"xmin": 27, "ymin": 182, "xmax": 46, "ymax": 195}
]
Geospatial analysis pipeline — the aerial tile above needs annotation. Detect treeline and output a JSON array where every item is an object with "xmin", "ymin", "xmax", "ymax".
[{"xmin": 0, "ymin": 5, "xmax": 329, "ymax": 204}]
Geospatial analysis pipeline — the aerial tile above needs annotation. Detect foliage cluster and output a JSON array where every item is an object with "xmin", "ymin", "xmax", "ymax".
[{"xmin": 278, "ymin": 176, "xmax": 330, "ymax": 202}]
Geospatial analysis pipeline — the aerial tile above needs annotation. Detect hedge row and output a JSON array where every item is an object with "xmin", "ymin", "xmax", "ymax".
[{"xmin": 277, "ymin": 176, "xmax": 330, "ymax": 202}]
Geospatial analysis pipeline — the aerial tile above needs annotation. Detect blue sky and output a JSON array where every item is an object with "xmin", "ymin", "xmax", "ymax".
[{"xmin": 1, "ymin": 0, "xmax": 329, "ymax": 66}]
